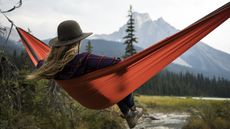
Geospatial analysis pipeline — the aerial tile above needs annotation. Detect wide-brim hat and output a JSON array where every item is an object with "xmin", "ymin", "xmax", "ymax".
[{"xmin": 49, "ymin": 20, "xmax": 92, "ymax": 47}]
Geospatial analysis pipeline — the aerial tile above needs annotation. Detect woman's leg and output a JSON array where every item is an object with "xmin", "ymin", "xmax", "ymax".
[
  {"xmin": 117, "ymin": 93, "xmax": 143, "ymax": 128},
  {"xmin": 117, "ymin": 93, "xmax": 135, "ymax": 115}
]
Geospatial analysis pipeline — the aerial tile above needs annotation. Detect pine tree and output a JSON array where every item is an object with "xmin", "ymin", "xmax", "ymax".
[
  {"xmin": 85, "ymin": 40, "xmax": 93, "ymax": 53},
  {"xmin": 123, "ymin": 5, "xmax": 137, "ymax": 58}
]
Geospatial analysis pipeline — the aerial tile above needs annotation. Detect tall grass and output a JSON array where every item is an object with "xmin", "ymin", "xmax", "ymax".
[
  {"xmin": 183, "ymin": 101, "xmax": 230, "ymax": 129},
  {"xmin": 135, "ymin": 95, "xmax": 230, "ymax": 129}
]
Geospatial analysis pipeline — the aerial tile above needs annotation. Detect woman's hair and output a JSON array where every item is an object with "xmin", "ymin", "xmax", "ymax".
[{"xmin": 27, "ymin": 42, "xmax": 80, "ymax": 80}]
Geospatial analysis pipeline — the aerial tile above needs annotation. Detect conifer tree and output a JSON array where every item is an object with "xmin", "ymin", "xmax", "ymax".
[
  {"xmin": 123, "ymin": 5, "xmax": 137, "ymax": 58},
  {"xmin": 85, "ymin": 40, "xmax": 93, "ymax": 53}
]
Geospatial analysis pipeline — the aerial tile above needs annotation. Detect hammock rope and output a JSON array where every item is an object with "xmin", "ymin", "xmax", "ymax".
[{"xmin": 15, "ymin": 2, "xmax": 230, "ymax": 109}]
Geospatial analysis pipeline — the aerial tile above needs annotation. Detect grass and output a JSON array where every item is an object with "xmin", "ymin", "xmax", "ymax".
[
  {"xmin": 135, "ymin": 95, "xmax": 229, "ymax": 112},
  {"xmin": 134, "ymin": 95, "xmax": 230, "ymax": 129}
]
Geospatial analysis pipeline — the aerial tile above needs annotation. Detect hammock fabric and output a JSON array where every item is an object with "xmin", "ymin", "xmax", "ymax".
[{"xmin": 16, "ymin": 2, "xmax": 230, "ymax": 109}]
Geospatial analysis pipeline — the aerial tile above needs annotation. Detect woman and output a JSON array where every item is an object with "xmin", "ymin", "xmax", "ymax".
[{"xmin": 28, "ymin": 20, "xmax": 142, "ymax": 128}]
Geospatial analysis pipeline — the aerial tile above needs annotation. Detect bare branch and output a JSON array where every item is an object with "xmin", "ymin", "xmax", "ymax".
[
  {"xmin": 0, "ymin": 0, "xmax": 23, "ymax": 40},
  {"xmin": 1, "ymin": 0, "xmax": 22, "ymax": 13}
]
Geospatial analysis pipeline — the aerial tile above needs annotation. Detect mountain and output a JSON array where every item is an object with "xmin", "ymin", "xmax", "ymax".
[
  {"xmin": 92, "ymin": 12, "xmax": 178, "ymax": 48},
  {"xmin": 91, "ymin": 12, "xmax": 230, "ymax": 79},
  {"xmin": 80, "ymin": 39, "xmax": 143, "ymax": 57}
]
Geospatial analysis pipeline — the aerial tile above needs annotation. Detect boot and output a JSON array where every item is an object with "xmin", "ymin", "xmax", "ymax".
[{"xmin": 124, "ymin": 107, "xmax": 143, "ymax": 128}]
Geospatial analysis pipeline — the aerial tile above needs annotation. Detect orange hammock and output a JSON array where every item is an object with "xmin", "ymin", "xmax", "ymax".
[{"xmin": 16, "ymin": 2, "xmax": 230, "ymax": 109}]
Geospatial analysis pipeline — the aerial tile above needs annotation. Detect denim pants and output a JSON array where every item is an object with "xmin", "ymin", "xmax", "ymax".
[{"xmin": 117, "ymin": 93, "xmax": 135, "ymax": 115}]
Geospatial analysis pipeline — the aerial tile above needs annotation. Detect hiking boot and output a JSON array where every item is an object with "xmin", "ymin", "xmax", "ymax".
[{"xmin": 124, "ymin": 107, "xmax": 143, "ymax": 128}]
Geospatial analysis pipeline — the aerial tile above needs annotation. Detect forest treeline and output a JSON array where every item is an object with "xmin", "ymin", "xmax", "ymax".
[{"xmin": 139, "ymin": 70, "xmax": 230, "ymax": 98}]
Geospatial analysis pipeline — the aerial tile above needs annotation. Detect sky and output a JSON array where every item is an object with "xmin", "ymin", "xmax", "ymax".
[{"xmin": 0, "ymin": 0, "xmax": 230, "ymax": 54}]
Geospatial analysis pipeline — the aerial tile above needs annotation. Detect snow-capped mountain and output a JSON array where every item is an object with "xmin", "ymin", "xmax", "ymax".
[
  {"xmin": 92, "ymin": 12, "xmax": 178, "ymax": 48},
  {"xmin": 91, "ymin": 12, "xmax": 230, "ymax": 79}
]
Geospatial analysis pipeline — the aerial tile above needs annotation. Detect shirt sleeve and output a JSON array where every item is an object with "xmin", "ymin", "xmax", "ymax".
[{"xmin": 85, "ymin": 53, "xmax": 121, "ymax": 70}]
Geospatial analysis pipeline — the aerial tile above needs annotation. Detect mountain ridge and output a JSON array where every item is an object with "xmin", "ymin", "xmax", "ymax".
[{"xmin": 90, "ymin": 12, "xmax": 230, "ymax": 79}]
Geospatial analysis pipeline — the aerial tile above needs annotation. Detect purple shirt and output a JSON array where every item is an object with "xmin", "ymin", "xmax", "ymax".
[{"xmin": 37, "ymin": 52, "xmax": 121, "ymax": 80}]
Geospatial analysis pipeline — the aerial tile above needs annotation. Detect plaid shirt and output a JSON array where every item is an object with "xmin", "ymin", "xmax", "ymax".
[{"xmin": 37, "ymin": 52, "xmax": 121, "ymax": 80}]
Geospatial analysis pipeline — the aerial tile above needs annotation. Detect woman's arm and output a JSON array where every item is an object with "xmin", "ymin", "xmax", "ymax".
[{"xmin": 85, "ymin": 53, "xmax": 121, "ymax": 71}]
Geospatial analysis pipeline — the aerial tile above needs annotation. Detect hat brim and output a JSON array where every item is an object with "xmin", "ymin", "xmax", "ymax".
[{"xmin": 49, "ymin": 32, "xmax": 93, "ymax": 47}]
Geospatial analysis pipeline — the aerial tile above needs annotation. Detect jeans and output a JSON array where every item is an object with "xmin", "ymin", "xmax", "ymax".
[{"xmin": 117, "ymin": 93, "xmax": 135, "ymax": 115}]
